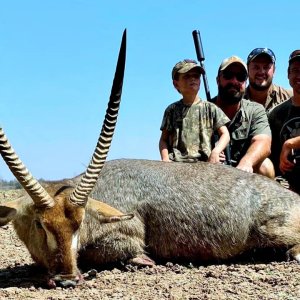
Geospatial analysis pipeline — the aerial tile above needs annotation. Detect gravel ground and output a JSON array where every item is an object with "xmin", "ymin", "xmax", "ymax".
[{"xmin": 1, "ymin": 190, "xmax": 300, "ymax": 300}]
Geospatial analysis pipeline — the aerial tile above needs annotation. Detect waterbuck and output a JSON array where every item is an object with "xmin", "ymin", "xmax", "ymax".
[
  {"xmin": 1, "ymin": 29, "xmax": 300, "ymax": 289},
  {"xmin": 0, "ymin": 30, "xmax": 133, "ymax": 288}
]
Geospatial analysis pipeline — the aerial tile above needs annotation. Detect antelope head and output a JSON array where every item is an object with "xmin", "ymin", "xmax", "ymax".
[{"xmin": 0, "ymin": 29, "xmax": 131, "ymax": 288}]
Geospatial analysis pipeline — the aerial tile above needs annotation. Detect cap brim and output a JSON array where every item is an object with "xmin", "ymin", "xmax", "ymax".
[
  {"xmin": 248, "ymin": 53, "xmax": 275, "ymax": 64},
  {"xmin": 289, "ymin": 55, "xmax": 300, "ymax": 63},
  {"xmin": 177, "ymin": 65, "xmax": 205, "ymax": 75},
  {"xmin": 220, "ymin": 62, "xmax": 247, "ymax": 73}
]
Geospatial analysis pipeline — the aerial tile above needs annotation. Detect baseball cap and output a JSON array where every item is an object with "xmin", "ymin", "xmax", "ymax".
[
  {"xmin": 247, "ymin": 48, "xmax": 276, "ymax": 64},
  {"xmin": 289, "ymin": 50, "xmax": 300, "ymax": 64},
  {"xmin": 218, "ymin": 56, "xmax": 247, "ymax": 74},
  {"xmin": 172, "ymin": 59, "xmax": 205, "ymax": 80}
]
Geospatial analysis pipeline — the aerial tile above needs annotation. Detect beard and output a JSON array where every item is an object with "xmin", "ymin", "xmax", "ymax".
[
  {"xmin": 249, "ymin": 77, "xmax": 272, "ymax": 91},
  {"xmin": 218, "ymin": 84, "xmax": 244, "ymax": 105}
]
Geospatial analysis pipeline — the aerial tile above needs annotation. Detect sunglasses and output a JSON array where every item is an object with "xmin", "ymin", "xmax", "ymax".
[{"xmin": 222, "ymin": 71, "xmax": 247, "ymax": 82}]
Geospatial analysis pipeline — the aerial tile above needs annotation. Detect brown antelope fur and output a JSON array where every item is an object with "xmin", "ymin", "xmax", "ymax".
[{"xmin": 1, "ymin": 185, "xmax": 133, "ymax": 283}]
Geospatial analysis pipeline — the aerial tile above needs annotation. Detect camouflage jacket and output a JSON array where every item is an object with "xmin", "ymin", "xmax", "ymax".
[
  {"xmin": 160, "ymin": 99, "xmax": 230, "ymax": 162},
  {"xmin": 244, "ymin": 84, "xmax": 292, "ymax": 113}
]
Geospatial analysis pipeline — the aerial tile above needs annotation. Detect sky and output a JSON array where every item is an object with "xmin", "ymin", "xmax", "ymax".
[{"xmin": 0, "ymin": 0, "xmax": 298, "ymax": 180}]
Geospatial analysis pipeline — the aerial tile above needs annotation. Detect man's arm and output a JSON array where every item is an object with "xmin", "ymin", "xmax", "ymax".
[
  {"xmin": 236, "ymin": 102, "xmax": 271, "ymax": 173},
  {"xmin": 280, "ymin": 136, "xmax": 300, "ymax": 173},
  {"xmin": 237, "ymin": 134, "xmax": 271, "ymax": 173},
  {"xmin": 159, "ymin": 130, "xmax": 171, "ymax": 162},
  {"xmin": 209, "ymin": 125, "xmax": 230, "ymax": 163}
]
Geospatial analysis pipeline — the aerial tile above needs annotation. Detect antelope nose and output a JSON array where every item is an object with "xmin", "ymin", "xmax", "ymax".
[
  {"xmin": 47, "ymin": 273, "xmax": 83, "ymax": 289},
  {"xmin": 57, "ymin": 279, "xmax": 78, "ymax": 288}
]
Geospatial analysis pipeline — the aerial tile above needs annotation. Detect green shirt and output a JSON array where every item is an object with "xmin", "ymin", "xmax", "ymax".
[
  {"xmin": 160, "ymin": 99, "xmax": 229, "ymax": 162},
  {"xmin": 228, "ymin": 99, "xmax": 271, "ymax": 164},
  {"xmin": 210, "ymin": 97, "xmax": 271, "ymax": 165}
]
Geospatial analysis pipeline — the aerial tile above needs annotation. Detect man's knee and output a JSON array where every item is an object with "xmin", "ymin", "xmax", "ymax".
[{"xmin": 254, "ymin": 158, "xmax": 275, "ymax": 179}]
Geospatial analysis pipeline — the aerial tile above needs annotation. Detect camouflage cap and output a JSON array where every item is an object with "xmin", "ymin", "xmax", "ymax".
[
  {"xmin": 289, "ymin": 50, "xmax": 300, "ymax": 65},
  {"xmin": 218, "ymin": 56, "xmax": 247, "ymax": 74},
  {"xmin": 247, "ymin": 48, "xmax": 276, "ymax": 64},
  {"xmin": 172, "ymin": 59, "xmax": 205, "ymax": 80}
]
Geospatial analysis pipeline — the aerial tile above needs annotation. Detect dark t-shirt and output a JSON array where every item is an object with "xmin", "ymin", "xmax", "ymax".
[{"xmin": 268, "ymin": 99, "xmax": 300, "ymax": 181}]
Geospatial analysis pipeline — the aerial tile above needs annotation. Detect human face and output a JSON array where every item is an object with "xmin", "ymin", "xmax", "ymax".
[
  {"xmin": 217, "ymin": 63, "xmax": 247, "ymax": 104},
  {"xmin": 173, "ymin": 69, "xmax": 201, "ymax": 95},
  {"xmin": 248, "ymin": 55, "xmax": 275, "ymax": 91},
  {"xmin": 288, "ymin": 60, "xmax": 300, "ymax": 95}
]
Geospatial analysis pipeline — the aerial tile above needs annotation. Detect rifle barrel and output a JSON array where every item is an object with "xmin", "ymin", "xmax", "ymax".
[{"xmin": 192, "ymin": 30, "xmax": 211, "ymax": 101}]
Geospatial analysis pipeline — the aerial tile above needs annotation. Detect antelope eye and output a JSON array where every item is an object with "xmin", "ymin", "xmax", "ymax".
[{"xmin": 35, "ymin": 220, "xmax": 43, "ymax": 229}]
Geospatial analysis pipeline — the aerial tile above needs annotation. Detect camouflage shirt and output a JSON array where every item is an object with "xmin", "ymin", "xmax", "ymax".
[
  {"xmin": 244, "ymin": 84, "xmax": 292, "ymax": 113},
  {"xmin": 160, "ymin": 99, "xmax": 230, "ymax": 162}
]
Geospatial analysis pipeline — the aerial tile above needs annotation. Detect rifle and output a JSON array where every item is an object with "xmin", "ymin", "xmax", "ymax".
[
  {"xmin": 192, "ymin": 30, "xmax": 211, "ymax": 102},
  {"xmin": 192, "ymin": 30, "xmax": 232, "ymax": 165}
]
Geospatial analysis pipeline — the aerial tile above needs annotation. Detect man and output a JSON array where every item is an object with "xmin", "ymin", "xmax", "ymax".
[
  {"xmin": 245, "ymin": 47, "xmax": 292, "ymax": 113},
  {"xmin": 269, "ymin": 50, "xmax": 300, "ymax": 194},
  {"xmin": 159, "ymin": 59, "xmax": 230, "ymax": 163},
  {"xmin": 211, "ymin": 56, "xmax": 274, "ymax": 178}
]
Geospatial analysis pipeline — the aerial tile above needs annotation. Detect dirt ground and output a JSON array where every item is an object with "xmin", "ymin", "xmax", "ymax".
[{"xmin": 1, "ymin": 190, "xmax": 300, "ymax": 300}]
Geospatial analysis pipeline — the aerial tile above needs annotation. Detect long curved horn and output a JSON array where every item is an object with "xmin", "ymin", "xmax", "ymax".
[
  {"xmin": 0, "ymin": 128, "xmax": 54, "ymax": 208},
  {"xmin": 69, "ymin": 29, "xmax": 126, "ymax": 207}
]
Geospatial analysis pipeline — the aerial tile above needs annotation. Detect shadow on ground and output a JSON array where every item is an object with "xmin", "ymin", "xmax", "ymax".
[{"xmin": 0, "ymin": 247, "xmax": 289, "ymax": 289}]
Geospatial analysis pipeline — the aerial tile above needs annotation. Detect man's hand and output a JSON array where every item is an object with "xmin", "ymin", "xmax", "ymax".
[
  {"xmin": 279, "ymin": 142, "xmax": 295, "ymax": 174},
  {"xmin": 162, "ymin": 158, "xmax": 172, "ymax": 162},
  {"xmin": 208, "ymin": 149, "xmax": 221, "ymax": 164},
  {"xmin": 236, "ymin": 160, "xmax": 254, "ymax": 173},
  {"xmin": 218, "ymin": 151, "xmax": 226, "ymax": 163}
]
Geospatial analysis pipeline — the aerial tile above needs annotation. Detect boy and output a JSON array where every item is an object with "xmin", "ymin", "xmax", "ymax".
[{"xmin": 159, "ymin": 59, "xmax": 230, "ymax": 163}]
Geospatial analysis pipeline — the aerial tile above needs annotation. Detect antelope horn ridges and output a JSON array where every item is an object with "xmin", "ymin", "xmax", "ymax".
[
  {"xmin": 0, "ymin": 128, "xmax": 54, "ymax": 208},
  {"xmin": 70, "ymin": 29, "xmax": 126, "ymax": 206}
]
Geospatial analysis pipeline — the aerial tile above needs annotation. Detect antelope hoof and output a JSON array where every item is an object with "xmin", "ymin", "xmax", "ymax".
[
  {"xmin": 128, "ymin": 254, "xmax": 155, "ymax": 267},
  {"xmin": 47, "ymin": 273, "xmax": 84, "ymax": 289},
  {"xmin": 286, "ymin": 245, "xmax": 300, "ymax": 263}
]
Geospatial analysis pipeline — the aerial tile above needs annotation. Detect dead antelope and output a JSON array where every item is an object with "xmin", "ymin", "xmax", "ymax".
[
  {"xmin": 0, "ymin": 30, "xmax": 132, "ymax": 288},
  {"xmin": 2, "ymin": 29, "xmax": 300, "ymax": 290}
]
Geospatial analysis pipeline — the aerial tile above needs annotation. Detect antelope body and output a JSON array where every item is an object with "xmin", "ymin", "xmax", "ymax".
[
  {"xmin": 1, "ymin": 30, "xmax": 300, "ymax": 289},
  {"xmin": 87, "ymin": 158, "xmax": 300, "ymax": 265},
  {"xmin": 3, "ymin": 158, "xmax": 300, "ymax": 289}
]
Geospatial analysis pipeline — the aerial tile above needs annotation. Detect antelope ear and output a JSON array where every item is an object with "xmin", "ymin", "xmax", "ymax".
[
  {"xmin": 0, "ymin": 197, "xmax": 27, "ymax": 225},
  {"xmin": 87, "ymin": 197, "xmax": 134, "ymax": 223},
  {"xmin": 0, "ymin": 205, "xmax": 17, "ymax": 225}
]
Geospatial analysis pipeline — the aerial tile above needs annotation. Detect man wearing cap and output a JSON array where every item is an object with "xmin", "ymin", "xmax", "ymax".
[
  {"xmin": 211, "ymin": 56, "xmax": 274, "ymax": 178},
  {"xmin": 268, "ymin": 50, "xmax": 300, "ymax": 194},
  {"xmin": 245, "ymin": 48, "xmax": 292, "ymax": 113},
  {"xmin": 159, "ymin": 59, "xmax": 230, "ymax": 163}
]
